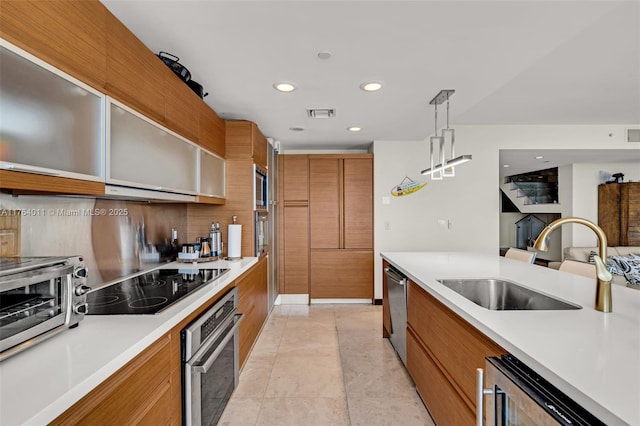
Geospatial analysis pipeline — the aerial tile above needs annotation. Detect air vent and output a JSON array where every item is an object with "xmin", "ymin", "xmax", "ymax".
[
  {"xmin": 307, "ymin": 108, "xmax": 335, "ymax": 119},
  {"xmin": 627, "ymin": 128, "xmax": 640, "ymax": 143}
]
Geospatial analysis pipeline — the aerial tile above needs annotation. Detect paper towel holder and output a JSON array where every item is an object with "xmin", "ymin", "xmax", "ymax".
[{"xmin": 226, "ymin": 215, "xmax": 243, "ymax": 261}]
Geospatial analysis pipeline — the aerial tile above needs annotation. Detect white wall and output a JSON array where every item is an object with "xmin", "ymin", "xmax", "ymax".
[{"xmin": 373, "ymin": 125, "xmax": 638, "ymax": 298}]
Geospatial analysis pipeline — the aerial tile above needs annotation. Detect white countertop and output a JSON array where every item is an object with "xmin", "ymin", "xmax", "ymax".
[
  {"xmin": 381, "ymin": 251, "xmax": 640, "ymax": 426},
  {"xmin": 0, "ymin": 257, "xmax": 258, "ymax": 426}
]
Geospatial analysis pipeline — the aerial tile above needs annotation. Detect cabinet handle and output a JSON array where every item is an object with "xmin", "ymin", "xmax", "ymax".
[
  {"xmin": 2, "ymin": 165, "xmax": 60, "ymax": 177},
  {"xmin": 476, "ymin": 368, "xmax": 494, "ymax": 426}
]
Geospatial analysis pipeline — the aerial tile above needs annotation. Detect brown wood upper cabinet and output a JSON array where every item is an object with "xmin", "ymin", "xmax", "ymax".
[
  {"xmin": 164, "ymin": 72, "xmax": 201, "ymax": 142},
  {"xmin": 309, "ymin": 156, "xmax": 373, "ymax": 249},
  {"xmin": 225, "ymin": 121, "xmax": 268, "ymax": 169},
  {"xmin": 0, "ymin": 0, "xmax": 107, "ymax": 91},
  {"xmin": 199, "ymin": 102, "xmax": 226, "ymax": 158},
  {"xmin": 598, "ymin": 182, "xmax": 640, "ymax": 246},
  {"xmin": 105, "ymin": 10, "xmax": 166, "ymax": 124}
]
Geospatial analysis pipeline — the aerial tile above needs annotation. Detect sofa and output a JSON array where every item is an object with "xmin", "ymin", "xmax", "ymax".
[{"xmin": 548, "ymin": 246, "xmax": 640, "ymax": 286}]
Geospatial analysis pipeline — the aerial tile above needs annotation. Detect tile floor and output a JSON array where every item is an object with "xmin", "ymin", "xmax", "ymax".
[{"xmin": 218, "ymin": 304, "xmax": 435, "ymax": 426}]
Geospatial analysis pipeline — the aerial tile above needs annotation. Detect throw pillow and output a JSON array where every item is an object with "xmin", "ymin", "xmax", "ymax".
[{"xmin": 607, "ymin": 254, "xmax": 640, "ymax": 285}]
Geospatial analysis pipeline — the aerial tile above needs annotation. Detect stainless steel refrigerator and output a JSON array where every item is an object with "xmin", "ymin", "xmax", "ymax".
[{"xmin": 267, "ymin": 140, "xmax": 279, "ymax": 311}]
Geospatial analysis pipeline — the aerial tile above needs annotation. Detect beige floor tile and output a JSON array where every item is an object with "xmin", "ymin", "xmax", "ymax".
[
  {"xmin": 234, "ymin": 355, "xmax": 275, "ymax": 398},
  {"xmin": 250, "ymin": 328, "xmax": 284, "ymax": 357},
  {"xmin": 347, "ymin": 395, "xmax": 435, "ymax": 426},
  {"xmin": 278, "ymin": 326, "xmax": 340, "ymax": 357},
  {"xmin": 217, "ymin": 397, "xmax": 262, "ymax": 426},
  {"xmin": 256, "ymin": 397, "xmax": 349, "ymax": 426},
  {"xmin": 337, "ymin": 330, "xmax": 398, "ymax": 360},
  {"xmin": 341, "ymin": 351, "xmax": 416, "ymax": 399},
  {"xmin": 265, "ymin": 355, "xmax": 346, "ymax": 398}
]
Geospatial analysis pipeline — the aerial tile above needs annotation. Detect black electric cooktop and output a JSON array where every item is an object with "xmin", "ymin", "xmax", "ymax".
[{"xmin": 86, "ymin": 268, "xmax": 229, "ymax": 315}]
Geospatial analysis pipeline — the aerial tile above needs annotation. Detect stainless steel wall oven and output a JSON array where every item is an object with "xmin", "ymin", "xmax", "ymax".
[
  {"xmin": 182, "ymin": 287, "xmax": 243, "ymax": 425},
  {"xmin": 0, "ymin": 256, "xmax": 90, "ymax": 361}
]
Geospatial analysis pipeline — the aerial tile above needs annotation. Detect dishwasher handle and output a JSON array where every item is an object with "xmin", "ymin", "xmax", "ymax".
[{"xmin": 384, "ymin": 267, "xmax": 407, "ymax": 286}]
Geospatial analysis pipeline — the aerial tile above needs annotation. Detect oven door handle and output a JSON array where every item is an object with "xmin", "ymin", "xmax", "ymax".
[{"xmin": 188, "ymin": 313, "xmax": 243, "ymax": 374}]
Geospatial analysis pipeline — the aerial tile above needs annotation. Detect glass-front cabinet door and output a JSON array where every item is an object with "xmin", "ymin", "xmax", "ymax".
[
  {"xmin": 0, "ymin": 41, "xmax": 104, "ymax": 181},
  {"xmin": 199, "ymin": 149, "xmax": 225, "ymax": 198},
  {"xmin": 108, "ymin": 99, "xmax": 198, "ymax": 195}
]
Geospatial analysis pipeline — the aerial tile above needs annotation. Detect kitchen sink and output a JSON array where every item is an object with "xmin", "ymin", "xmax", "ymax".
[{"xmin": 437, "ymin": 278, "xmax": 581, "ymax": 310}]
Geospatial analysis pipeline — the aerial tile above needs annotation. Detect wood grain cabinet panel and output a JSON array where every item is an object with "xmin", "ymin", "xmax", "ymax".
[
  {"xmin": 309, "ymin": 158, "xmax": 341, "ymax": 249},
  {"xmin": 407, "ymin": 327, "xmax": 475, "ymax": 426},
  {"xmin": 237, "ymin": 256, "xmax": 268, "ymax": 366},
  {"xmin": 344, "ymin": 158, "xmax": 373, "ymax": 249},
  {"xmin": 51, "ymin": 333, "xmax": 176, "ymax": 425},
  {"xmin": 0, "ymin": 0, "xmax": 107, "ymax": 90},
  {"xmin": 282, "ymin": 155, "xmax": 309, "ymax": 202},
  {"xmin": 225, "ymin": 121, "xmax": 268, "ymax": 169},
  {"xmin": 310, "ymin": 250, "xmax": 373, "ymax": 299},
  {"xmin": 598, "ymin": 182, "xmax": 640, "ymax": 246},
  {"xmin": 282, "ymin": 206, "xmax": 309, "ymax": 294},
  {"xmin": 199, "ymin": 103, "xmax": 226, "ymax": 157},
  {"xmin": 164, "ymin": 72, "xmax": 201, "ymax": 142},
  {"xmin": 407, "ymin": 281, "xmax": 505, "ymax": 416},
  {"xmin": 105, "ymin": 11, "xmax": 165, "ymax": 123}
]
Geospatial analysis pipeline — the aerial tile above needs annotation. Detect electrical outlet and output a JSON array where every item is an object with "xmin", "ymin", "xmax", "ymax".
[{"xmin": 384, "ymin": 221, "xmax": 391, "ymax": 230}]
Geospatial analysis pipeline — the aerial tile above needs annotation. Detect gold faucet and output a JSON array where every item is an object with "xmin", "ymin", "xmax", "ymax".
[{"xmin": 533, "ymin": 217, "xmax": 613, "ymax": 313}]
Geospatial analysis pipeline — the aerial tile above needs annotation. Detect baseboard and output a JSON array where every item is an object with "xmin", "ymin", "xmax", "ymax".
[
  {"xmin": 277, "ymin": 294, "xmax": 309, "ymax": 305},
  {"xmin": 373, "ymin": 298, "xmax": 383, "ymax": 305},
  {"xmin": 310, "ymin": 298, "xmax": 373, "ymax": 304}
]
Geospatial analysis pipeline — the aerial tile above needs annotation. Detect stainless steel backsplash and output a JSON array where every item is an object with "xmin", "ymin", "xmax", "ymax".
[{"xmin": 0, "ymin": 193, "xmax": 187, "ymax": 288}]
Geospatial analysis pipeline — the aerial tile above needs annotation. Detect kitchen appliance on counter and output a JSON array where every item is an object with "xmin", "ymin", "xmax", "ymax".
[
  {"xmin": 86, "ymin": 268, "xmax": 229, "ymax": 315},
  {"xmin": 478, "ymin": 354, "xmax": 606, "ymax": 426},
  {"xmin": 0, "ymin": 256, "xmax": 90, "ymax": 361},
  {"xmin": 384, "ymin": 265, "xmax": 408, "ymax": 365},
  {"xmin": 183, "ymin": 287, "xmax": 243, "ymax": 426}
]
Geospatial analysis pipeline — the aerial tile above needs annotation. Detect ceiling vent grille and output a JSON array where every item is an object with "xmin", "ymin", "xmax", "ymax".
[
  {"xmin": 307, "ymin": 108, "xmax": 335, "ymax": 119},
  {"xmin": 627, "ymin": 128, "xmax": 640, "ymax": 143}
]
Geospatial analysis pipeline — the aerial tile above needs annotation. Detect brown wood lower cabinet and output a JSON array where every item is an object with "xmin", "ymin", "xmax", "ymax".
[
  {"xmin": 310, "ymin": 250, "xmax": 373, "ymax": 298},
  {"xmin": 237, "ymin": 256, "xmax": 268, "ymax": 367},
  {"xmin": 406, "ymin": 280, "xmax": 506, "ymax": 426},
  {"xmin": 52, "ymin": 259, "xmax": 269, "ymax": 425},
  {"xmin": 50, "ymin": 333, "xmax": 178, "ymax": 426},
  {"xmin": 407, "ymin": 327, "xmax": 475, "ymax": 426}
]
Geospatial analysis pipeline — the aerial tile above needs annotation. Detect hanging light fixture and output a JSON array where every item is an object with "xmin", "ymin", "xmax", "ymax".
[{"xmin": 421, "ymin": 89, "xmax": 472, "ymax": 178}]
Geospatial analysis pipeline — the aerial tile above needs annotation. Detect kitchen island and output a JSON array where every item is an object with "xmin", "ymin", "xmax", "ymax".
[
  {"xmin": 0, "ymin": 257, "xmax": 258, "ymax": 425},
  {"xmin": 382, "ymin": 251, "xmax": 640, "ymax": 426}
]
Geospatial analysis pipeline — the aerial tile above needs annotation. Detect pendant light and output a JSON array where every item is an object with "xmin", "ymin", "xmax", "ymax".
[{"xmin": 421, "ymin": 89, "xmax": 472, "ymax": 178}]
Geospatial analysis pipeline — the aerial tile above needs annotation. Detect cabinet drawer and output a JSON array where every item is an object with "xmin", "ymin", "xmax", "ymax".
[
  {"xmin": 407, "ymin": 327, "xmax": 475, "ymax": 426},
  {"xmin": 310, "ymin": 250, "xmax": 373, "ymax": 299},
  {"xmin": 407, "ymin": 282, "xmax": 505, "ymax": 410}
]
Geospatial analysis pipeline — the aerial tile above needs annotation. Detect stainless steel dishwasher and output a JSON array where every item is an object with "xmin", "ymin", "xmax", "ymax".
[{"xmin": 385, "ymin": 265, "xmax": 408, "ymax": 365}]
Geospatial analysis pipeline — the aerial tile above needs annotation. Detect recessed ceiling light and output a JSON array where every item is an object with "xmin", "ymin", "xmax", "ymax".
[
  {"xmin": 273, "ymin": 82, "xmax": 296, "ymax": 92},
  {"xmin": 535, "ymin": 156, "xmax": 544, "ymax": 160},
  {"xmin": 360, "ymin": 81, "xmax": 382, "ymax": 92},
  {"xmin": 503, "ymin": 164, "xmax": 510, "ymax": 168},
  {"xmin": 347, "ymin": 126, "xmax": 362, "ymax": 132},
  {"xmin": 289, "ymin": 127, "xmax": 305, "ymax": 132},
  {"xmin": 317, "ymin": 51, "xmax": 332, "ymax": 60}
]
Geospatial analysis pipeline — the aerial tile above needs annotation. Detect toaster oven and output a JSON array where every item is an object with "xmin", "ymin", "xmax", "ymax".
[{"xmin": 0, "ymin": 256, "xmax": 90, "ymax": 361}]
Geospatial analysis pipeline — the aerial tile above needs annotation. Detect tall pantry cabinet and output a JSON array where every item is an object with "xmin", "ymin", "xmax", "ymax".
[{"xmin": 279, "ymin": 154, "xmax": 373, "ymax": 300}]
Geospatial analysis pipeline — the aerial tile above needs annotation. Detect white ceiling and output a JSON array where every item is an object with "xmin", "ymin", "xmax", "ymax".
[{"xmin": 102, "ymin": 1, "xmax": 640, "ymax": 151}]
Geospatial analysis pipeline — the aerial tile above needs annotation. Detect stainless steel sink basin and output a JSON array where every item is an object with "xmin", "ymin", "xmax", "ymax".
[{"xmin": 437, "ymin": 278, "xmax": 581, "ymax": 310}]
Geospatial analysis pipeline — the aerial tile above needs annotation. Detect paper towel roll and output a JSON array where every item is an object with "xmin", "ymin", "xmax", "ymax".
[{"xmin": 227, "ymin": 224, "xmax": 242, "ymax": 259}]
